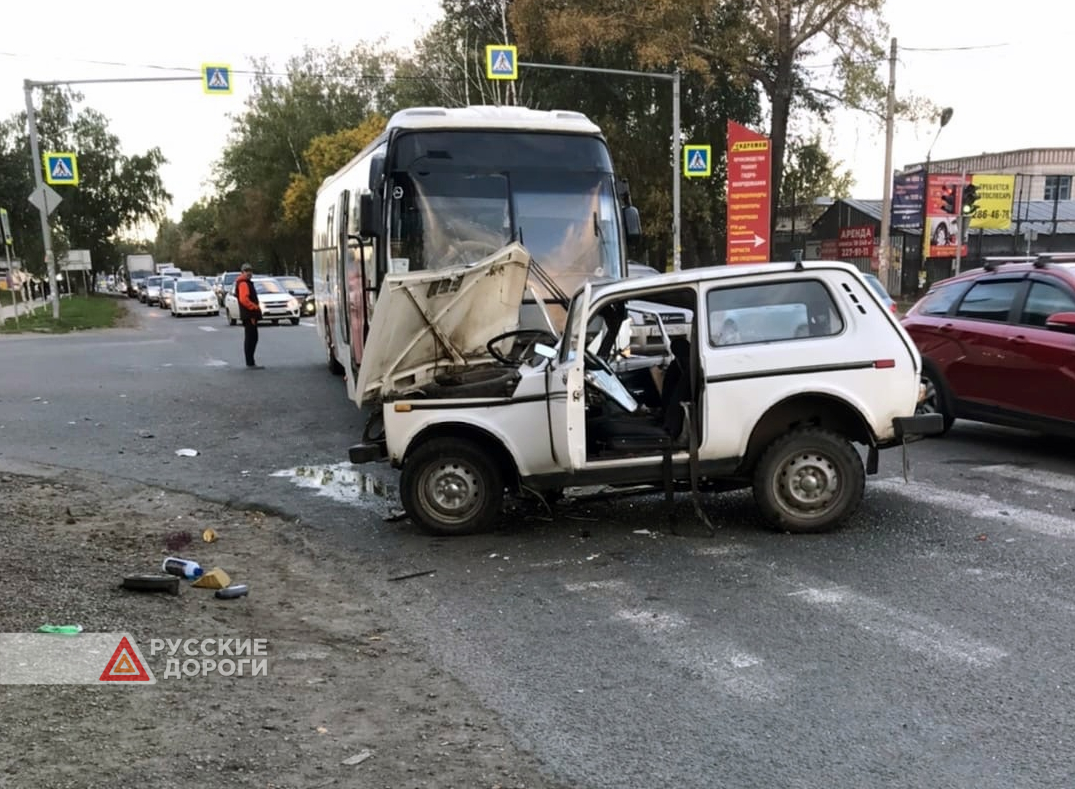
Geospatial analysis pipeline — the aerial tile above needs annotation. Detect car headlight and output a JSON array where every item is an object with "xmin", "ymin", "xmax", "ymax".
[{"xmin": 287, "ymin": 298, "xmax": 299, "ymax": 310}]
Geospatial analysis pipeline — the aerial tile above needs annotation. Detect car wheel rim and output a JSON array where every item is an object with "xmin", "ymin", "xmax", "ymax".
[
  {"xmin": 773, "ymin": 451, "xmax": 840, "ymax": 518},
  {"xmin": 418, "ymin": 459, "xmax": 483, "ymax": 525},
  {"xmin": 917, "ymin": 375, "xmax": 940, "ymax": 416}
]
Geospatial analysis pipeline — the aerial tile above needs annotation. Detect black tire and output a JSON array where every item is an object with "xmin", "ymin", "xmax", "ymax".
[
  {"xmin": 289, "ymin": 317, "xmax": 300, "ymax": 326},
  {"xmin": 400, "ymin": 437, "xmax": 504, "ymax": 536},
  {"xmin": 917, "ymin": 365, "xmax": 955, "ymax": 436},
  {"xmin": 229, "ymin": 315, "xmax": 237, "ymax": 326},
  {"xmin": 752, "ymin": 427, "xmax": 865, "ymax": 534}
]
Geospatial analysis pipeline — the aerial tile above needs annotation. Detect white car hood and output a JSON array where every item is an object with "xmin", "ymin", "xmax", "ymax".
[{"xmin": 354, "ymin": 242, "xmax": 531, "ymax": 406}]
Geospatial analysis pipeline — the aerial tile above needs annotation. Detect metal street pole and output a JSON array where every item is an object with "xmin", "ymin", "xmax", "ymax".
[
  {"xmin": 877, "ymin": 37, "xmax": 897, "ymax": 295},
  {"xmin": 918, "ymin": 107, "xmax": 953, "ymax": 292},
  {"xmin": 952, "ymin": 161, "xmax": 967, "ymax": 277},
  {"xmin": 24, "ymin": 81, "xmax": 60, "ymax": 319},
  {"xmin": 519, "ymin": 61, "xmax": 682, "ymax": 271},
  {"xmin": 23, "ymin": 74, "xmax": 204, "ymax": 320}
]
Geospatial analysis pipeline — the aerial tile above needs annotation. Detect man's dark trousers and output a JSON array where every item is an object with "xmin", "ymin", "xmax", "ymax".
[{"xmin": 244, "ymin": 317, "xmax": 259, "ymax": 366}]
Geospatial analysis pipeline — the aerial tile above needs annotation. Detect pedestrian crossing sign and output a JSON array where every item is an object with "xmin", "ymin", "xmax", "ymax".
[
  {"xmin": 684, "ymin": 145, "xmax": 711, "ymax": 178},
  {"xmin": 44, "ymin": 153, "xmax": 79, "ymax": 186},
  {"xmin": 202, "ymin": 63, "xmax": 233, "ymax": 94},
  {"xmin": 485, "ymin": 45, "xmax": 518, "ymax": 80}
]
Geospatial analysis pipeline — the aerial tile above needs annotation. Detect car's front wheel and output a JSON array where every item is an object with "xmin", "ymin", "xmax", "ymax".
[
  {"xmin": 400, "ymin": 437, "xmax": 504, "ymax": 536},
  {"xmin": 752, "ymin": 427, "xmax": 864, "ymax": 534}
]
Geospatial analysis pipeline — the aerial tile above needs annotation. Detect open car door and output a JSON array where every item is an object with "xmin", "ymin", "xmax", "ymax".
[{"xmin": 548, "ymin": 281, "xmax": 592, "ymax": 471}]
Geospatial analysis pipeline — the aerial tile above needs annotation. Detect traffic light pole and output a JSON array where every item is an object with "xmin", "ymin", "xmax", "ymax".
[{"xmin": 952, "ymin": 162, "xmax": 967, "ymax": 278}]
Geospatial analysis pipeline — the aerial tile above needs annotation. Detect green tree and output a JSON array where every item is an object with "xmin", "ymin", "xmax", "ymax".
[
  {"xmin": 281, "ymin": 115, "xmax": 388, "ymax": 231},
  {"xmin": 0, "ymin": 87, "xmax": 169, "ymax": 276},
  {"xmin": 780, "ymin": 133, "xmax": 853, "ymax": 207},
  {"xmin": 511, "ymin": 0, "xmax": 917, "ymax": 237},
  {"xmin": 214, "ymin": 44, "xmax": 397, "ymax": 271}
]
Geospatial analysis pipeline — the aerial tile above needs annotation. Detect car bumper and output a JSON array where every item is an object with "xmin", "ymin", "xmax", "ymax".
[
  {"xmin": 349, "ymin": 441, "xmax": 387, "ymax": 463},
  {"xmin": 175, "ymin": 303, "xmax": 219, "ymax": 315},
  {"xmin": 258, "ymin": 307, "xmax": 300, "ymax": 320},
  {"xmin": 892, "ymin": 413, "xmax": 945, "ymax": 441}
]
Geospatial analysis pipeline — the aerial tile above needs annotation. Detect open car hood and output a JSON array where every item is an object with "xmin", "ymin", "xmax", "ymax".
[{"xmin": 354, "ymin": 242, "xmax": 532, "ymax": 406}]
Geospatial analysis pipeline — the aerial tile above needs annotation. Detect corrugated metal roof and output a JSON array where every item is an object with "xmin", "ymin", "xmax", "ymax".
[{"xmin": 821, "ymin": 199, "xmax": 1075, "ymax": 236}]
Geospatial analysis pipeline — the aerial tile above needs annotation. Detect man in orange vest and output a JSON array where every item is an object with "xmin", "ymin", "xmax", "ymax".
[{"xmin": 235, "ymin": 263, "xmax": 264, "ymax": 369}]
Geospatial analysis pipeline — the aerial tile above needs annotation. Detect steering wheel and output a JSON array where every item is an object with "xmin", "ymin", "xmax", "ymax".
[
  {"xmin": 486, "ymin": 329, "xmax": 558, "ymax": 366},
  {"xmin": 583, "ymin": 350, "xmax": 639, "ymax": 413}
]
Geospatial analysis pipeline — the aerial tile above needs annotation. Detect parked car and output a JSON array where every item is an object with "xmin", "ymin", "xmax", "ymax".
[
  {"xmin": 224, "ymin": 276, "xmax": 301, "ymax": 325},
  {"xmin": 861, "ymin": 272, "xmax": 898, "ymax": 316},
  {"xmin": 901, "ymin": 254, "xmax": 1075, "ymax": 437},
  {"xmin": 274, "ymin": 275, "xmax": 316, "ymax": 317},
  {"xmin": 171, "ymin": 278, "xmax": 220, "ymax": 317},
  {"xmin": 346, "ymin": 247, "xmax": 941, "ymax": 536}
]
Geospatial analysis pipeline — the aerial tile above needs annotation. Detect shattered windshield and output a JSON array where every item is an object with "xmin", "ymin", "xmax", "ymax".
[{"xmin": 388, "ymin": 130, "xmax": 624, "ymax": 297}]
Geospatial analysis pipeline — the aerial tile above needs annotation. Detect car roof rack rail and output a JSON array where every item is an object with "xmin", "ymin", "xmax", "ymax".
[
  {"xmin": 982, "ymin": 256, "xmax": 1034, "ymax": 272},
  {"xmin": 1034, "ymin": 251, "xmax": 1075, "ymax": 268}
]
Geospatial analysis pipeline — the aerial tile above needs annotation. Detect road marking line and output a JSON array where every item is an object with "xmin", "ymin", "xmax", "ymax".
[
  {"xmin": 788, "ymin": 585, "xmax": 1007, "ymax": 667},
  {"xmin": 198, "ymin": 326, "xmax": 218, "ymax": 332},
  {"xmin": 873, "ymin": 478, "xmax": 1075, "ymax": 539},
  {"xmin": 564, "ymin": 578, "xmax": 785, "ymax": 700},
  {"xmin": 971, "ymin": 463, "xmax": 1075, "ymax": 495}
]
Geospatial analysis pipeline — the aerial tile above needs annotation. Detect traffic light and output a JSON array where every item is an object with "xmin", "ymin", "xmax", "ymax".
[
  {"xmin": 962, "ymin": 184, "xmax": 980, "ymax": 217},
  {"xmin": 940, "ymin": 185, "xmax": 957, "ymax": 214}
]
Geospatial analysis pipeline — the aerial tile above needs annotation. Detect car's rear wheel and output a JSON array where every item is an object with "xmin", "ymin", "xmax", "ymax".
[
  {"xmin": 400, "ymin": 437, "xmax": 503, "ymax": 536},
  {"xmin": 752, "ymin": 427, "xmax": 864, "ymax": 534},
  {"xmin": 916, "ymin": 367, "xmax": 954, "ymax": 435}
]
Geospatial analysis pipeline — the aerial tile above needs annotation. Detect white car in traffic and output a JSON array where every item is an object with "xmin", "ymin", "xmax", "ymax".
[
  {"xmin": 224, "ymin": 276, "xmax": 301, "ymax": 326},
  {"xmin": 171, "ymin": 278, "xmax": 220, "ymax": 317}
]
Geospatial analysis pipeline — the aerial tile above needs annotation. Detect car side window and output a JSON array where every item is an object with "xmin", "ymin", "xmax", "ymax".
[
  {"xmin": 707, "ymin": 279, "xmax": 843, "ymax": 347},
  {"xmin": 916, "ymin": 282, "xmax": 968, "ymax": 316},
  {"xmin": 1020, "ymin": 281, "xmax": 1075, "ymax": 327},
  {"xmin": 953, "ymin": 280, "xmax": 1022, "ymax": 322}
]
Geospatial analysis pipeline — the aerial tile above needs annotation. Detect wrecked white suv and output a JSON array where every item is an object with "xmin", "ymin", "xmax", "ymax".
[{"xmin": 347, "ymin": 244, "xmax": 942, "ymax": 535}]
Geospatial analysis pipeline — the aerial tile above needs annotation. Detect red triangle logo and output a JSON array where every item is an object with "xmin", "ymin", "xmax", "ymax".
[{"xmin": 99, "ymin": 636, "xmax": 153, "ymax": 682}]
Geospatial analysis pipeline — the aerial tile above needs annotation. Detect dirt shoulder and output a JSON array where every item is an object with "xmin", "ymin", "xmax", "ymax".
[{"xmin": 0, "ymin": 460, "xmax": 559, "ymax": 789}]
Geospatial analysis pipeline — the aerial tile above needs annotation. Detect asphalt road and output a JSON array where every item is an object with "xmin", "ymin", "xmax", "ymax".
[{"xmin": 3, "ymin": 298, "xmax": 1075, "ymax": 788}]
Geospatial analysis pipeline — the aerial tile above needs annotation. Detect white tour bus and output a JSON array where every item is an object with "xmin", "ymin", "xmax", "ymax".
[{"xmin": 312, "ymin": 105, "xmax": 641, "ymax": 400}]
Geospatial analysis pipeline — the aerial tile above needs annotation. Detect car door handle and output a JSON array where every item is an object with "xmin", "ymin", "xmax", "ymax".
[
  {"xmin": 939, "ymin": 323, "xmax": 953, "ymax": 332},
  {"xmin": 1009, "ymin": 335, "xmax": 1027, "ymax": 345}
]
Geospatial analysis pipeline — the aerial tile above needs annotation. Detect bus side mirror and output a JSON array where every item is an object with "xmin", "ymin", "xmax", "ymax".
[
  {"xmin": 359, "ymin": 193, "xmax": 378, "ymax": 238},
  {"xmin": 623, "ymin": 206, "xmax": 642, "ymax": 244}
]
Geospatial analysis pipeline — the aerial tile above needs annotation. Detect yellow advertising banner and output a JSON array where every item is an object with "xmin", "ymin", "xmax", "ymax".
[{"xmin": 968, "ymin": 174, "xmax": 1015, "ymax": 230}]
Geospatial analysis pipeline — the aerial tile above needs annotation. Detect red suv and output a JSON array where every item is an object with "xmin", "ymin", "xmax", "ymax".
[{"xmin": 901, "ymin": 254, "xmax": 1075, "ymax": 437}]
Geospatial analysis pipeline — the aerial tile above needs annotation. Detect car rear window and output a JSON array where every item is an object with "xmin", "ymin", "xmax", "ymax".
[{"xmin": 707, "ymin": 279, "xmax": 843, "ymax": 347}]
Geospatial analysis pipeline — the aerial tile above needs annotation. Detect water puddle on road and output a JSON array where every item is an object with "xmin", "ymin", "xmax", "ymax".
[{"xmin": 270, "ymin": 462, "xmax": 394, "ymax": 505}]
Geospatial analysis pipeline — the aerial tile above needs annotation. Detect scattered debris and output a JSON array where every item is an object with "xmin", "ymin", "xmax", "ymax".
[
  {"xmin": 165, "ymin": 531, "xmax": 193, "ymax": 551},
  {"xmin": 271, "ymin": 463, "xmax": 393, "ymax": 505},
  {"xmin": 37, "ymin": 624, "xmax": 83, "ymax": 634},
  {"xmin": 120, "ymin": 574, "xmax": 180, "ymax": 595},
  {"xmin": 384, "ymin": 510, "xmax": 409, "ymax": 523},
  {"xmin": 201, "ymin": 528, "xmax": 218, "ymax": 543},
  {"xmin": 192, "ymin": 568, "xmax": 232, "ymax": 589},
  {"xmin": 215, "ymin": 584, "xmax": 249, "ymax": 600},
  {"xmin": 175, "ymin": 448, "xmax": 199, "ymax": 457},
  {"xmin": 387, "ymin": 569, "xmax": 436, "ymax": 582},
  {"xmin": 138, "ymin": 430, "xmax": 154, "ymax": 439},
  {"xmin": 341, "ymin": 750, "xmax": 373, "ymax": 766}
]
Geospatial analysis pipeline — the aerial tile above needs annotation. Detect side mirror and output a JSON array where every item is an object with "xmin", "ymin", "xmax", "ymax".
[
  {"xmin": 533, "ymin": 343, "xmax": 557, "ymax": 360},
  {"xmin": 623, "ymin": 206, "xmax": 642, "ymax": 245},
  {"xmin": 1044, "ymin": 311, "xmax": 1075, "ymax": 333},
  {"xmin": 359, "ymin": 193, "xmax": 378, "ymax": 238},
  {"xmin": 368, "ymin": 153, "xmax": 385, "ymax": 191}
]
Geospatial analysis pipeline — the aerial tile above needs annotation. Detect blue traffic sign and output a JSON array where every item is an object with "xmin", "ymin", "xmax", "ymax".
[
  {"xmin": 486, "ymin": 45, "xmax": 518, "ymax": 80},
  {"xmin": 683, "ymin": 145, "xmax": 712, "ymax": 178},
  {"xmin": 202, "ymin": 64, "xmax": 233, "ymax": 94},
  {"xmin": 44, "ymin": 152, "xmax": 79, "ymax": 186}
]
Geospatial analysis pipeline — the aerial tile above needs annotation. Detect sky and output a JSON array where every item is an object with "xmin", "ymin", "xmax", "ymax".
[{"xmin": 0, "ymin": 0, "xmax": 1067, "ymax": 235}]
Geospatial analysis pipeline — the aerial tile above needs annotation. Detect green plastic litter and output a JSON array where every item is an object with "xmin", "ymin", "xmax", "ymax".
[{"xmin": 37, "ymin": 625, "xmax": 83, "ymax": 635}]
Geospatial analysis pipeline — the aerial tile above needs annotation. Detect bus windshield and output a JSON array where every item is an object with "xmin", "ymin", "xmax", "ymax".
[{"xmin": 388, "ymin": 131, "xmax": 623, "ymax": 298}]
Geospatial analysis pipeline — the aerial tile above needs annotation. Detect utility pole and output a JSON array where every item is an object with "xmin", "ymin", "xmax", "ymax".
[
  {"xmin": 952, "ymin": 161, "xmax": 967, "ymax": 277},
  {"xmin": 24, "ymin": 82, "xmax": 60, "ymax": 320},
  {"xmin": 877, "ymin": 37, "xmax": 897, "ymax": 295}
]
